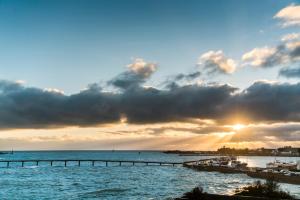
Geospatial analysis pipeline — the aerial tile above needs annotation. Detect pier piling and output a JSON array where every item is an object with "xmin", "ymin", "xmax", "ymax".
[{"xmin": 0, "ymin": 159, "xmax": 205, "ymax": 168}]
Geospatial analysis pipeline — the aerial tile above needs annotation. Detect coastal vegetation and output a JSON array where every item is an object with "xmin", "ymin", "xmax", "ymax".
[
  {"xmin": 234, "ymin": 179, "xmax": 295, "ymax": 199},
  {"xmin": 177, "ymin": 179, "xmax": 295, "ymax": 200}
]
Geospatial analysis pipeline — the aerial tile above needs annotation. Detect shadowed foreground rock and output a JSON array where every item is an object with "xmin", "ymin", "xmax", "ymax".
[{"xmin": 175, "ymin": 187, "xmax": 271, "ymax": 200}]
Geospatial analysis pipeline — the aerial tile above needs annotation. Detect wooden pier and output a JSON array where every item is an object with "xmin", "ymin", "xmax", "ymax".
[{"xmin": 0, "ymin": 159, "xmax": 208, "ymax": 168}]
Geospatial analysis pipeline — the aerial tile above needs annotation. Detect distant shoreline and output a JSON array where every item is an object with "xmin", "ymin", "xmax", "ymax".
[
  {"xmin": 178, "ymin": 154, "xmax": 300, "ymax": 157},
  {"xmin": 0, "ymin": 150, "xmax": 299, "ymax": 157},
  {"xmin": 163, "ymin": 150, "xmax": 300, "ymax": 157}
]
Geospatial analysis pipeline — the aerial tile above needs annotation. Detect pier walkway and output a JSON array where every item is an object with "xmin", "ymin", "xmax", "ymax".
[{"xmin": 0, "ymin": 158, "xmax": 211, "ymax": 168}]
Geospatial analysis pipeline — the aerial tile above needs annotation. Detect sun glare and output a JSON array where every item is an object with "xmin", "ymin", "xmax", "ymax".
[{"xmin": 232, "ymin": 124, "xmax": 245, "ymax": 131}]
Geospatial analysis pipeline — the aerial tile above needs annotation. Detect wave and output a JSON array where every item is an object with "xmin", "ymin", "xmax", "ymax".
[
  {"xmin": 81, "ymin": 188, "xmax": 128, "ymax": 198},
  {"xmin": 23, "ymin": 166, "xmax": 39, "ymax": 169}
]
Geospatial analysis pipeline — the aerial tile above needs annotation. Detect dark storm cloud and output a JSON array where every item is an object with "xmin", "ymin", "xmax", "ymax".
[
  {"xmin": 0, "ymin": 81, "xmax": 121, "ymax": 129},
  {"xmin": 279, "ymin": 67, "xmax": 300, "ymax": 78},
  {"xmin": 121, "ymin": 84, "xmax": 236, "ymax": 123},
  {"xmin": 109, "ymin": 71, "xmax": 147, "ymax": 89},
  {"xmin": 226, "ymin": 81, "xmax": 300, "ymax": 123},
  {"xmin": 163, "ymin": 71, "xmax": 201, "ymax": 89},
  {"xmin": 0, "ymin": 79, "xmax": 300, "ymax": 129},
  {"xmin": 230, "ymin": 123, "xmax": 300, "ymax": 142},
  {"xmin": 174, "ymin": 72, "xmax": 201, "ymax": 81},
  {"xmin": 290, "ymin": 45, "xmax": 300, "ymax": 58}
]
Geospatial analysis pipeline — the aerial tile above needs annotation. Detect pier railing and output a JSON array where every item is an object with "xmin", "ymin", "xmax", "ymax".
[{"xmin": 0, "ymin": 158, "xmax": 212, "ymax": 168}]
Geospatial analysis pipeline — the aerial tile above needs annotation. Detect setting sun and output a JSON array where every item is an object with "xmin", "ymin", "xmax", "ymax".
[{"xmin": 232, "ymin": 124, "xmax": 246, "ymax": 131}]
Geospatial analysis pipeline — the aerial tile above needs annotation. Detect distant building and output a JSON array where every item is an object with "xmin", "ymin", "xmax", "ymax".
[
  {"xmin": 216, "ymin": 146, "xmax": 299, "ymax": 157},
  {"xmin": 257, "ymin": 148, "xmax": 274, "ymax": 155},
  {"xmin": 271, "ymin": 149, "xmax": 278, "ymax": 155},
  {"xmin": 277, "ymin": 146, "xmax": 300, "ymax": 156}
]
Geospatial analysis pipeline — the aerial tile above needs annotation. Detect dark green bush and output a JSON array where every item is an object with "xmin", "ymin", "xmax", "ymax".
[{"xmin": 234, "ymin": 179, "xmax": 295, "ymax": 199}]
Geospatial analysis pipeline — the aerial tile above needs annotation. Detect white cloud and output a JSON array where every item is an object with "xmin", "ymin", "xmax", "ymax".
[
  {"xmin": 286, "ymin": 40, "xmax": 300, "ymax": 51},
  {"xmin": 127, "ymin": 58, "xmax": 157, "ymax": 78},
  {"xmin": 281, "ymin": 33, "xmax": 300, "ymax": 42},
  {"xmin": 242, "ymin": 38, "xmax": 300, "ymax": 68},
  {"xmin": 198, "ymin": 50, "xmax": 236, "ymax": 74},
  {"xmin": 44, "ymin": 88, "xmax": 65, "ymax": 95},
  {"xmin": 242, "ymin": 47, "xmax": 277, "ymax": 67},
  {"xmin": 274, "ymin": 4, "xmax": 300, "ymax": 27},
  {"xmin": 16, "ymin": 80, "xmax": 26, "ymax": 85}
]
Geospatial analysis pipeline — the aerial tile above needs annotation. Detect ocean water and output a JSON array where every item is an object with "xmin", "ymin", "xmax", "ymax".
[{"xmin": 0, "ymin": 151, "xmax": 299, "ymax": 200}]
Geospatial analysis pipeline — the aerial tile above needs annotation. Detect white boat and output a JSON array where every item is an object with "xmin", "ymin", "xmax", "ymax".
[
  {"xmin": 266, "ymin": 160, "xmax": 281, "ymax": 168},
  {"xmin": 231, "ymin": 160, "xmax": 247, "ymax": 168},
  {"xmin": 266, "ymin": 160, "xmax": 296, "ymax": 169}
]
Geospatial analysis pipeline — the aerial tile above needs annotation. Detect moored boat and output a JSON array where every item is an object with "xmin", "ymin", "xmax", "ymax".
[{"xmin": 266, "ymin": 160, "xmax": 296, "ymax": 170}]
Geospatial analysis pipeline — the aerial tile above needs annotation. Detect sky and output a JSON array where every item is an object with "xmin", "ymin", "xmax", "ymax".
[{"xmin": 0, "ymin": 0, "xmax": 300, "ymax": 150}]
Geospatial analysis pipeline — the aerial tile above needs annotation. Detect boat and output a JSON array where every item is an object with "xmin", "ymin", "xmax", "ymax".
[
  {"xmin": 231, "ymin": 160, "xmax": 247, "ymax": 168},
  {"xmin": 218, "ymin": 157, "xmax": 230, "ymax": 165},
  {"xmin": 266, "ymin": 160, "xmax": 281, "ymax": 168},
  {"xmin": 230, "ymin": 156, "xmax": 237, "ymax": 161},
  {"xmin": 266, "ymin": 160, "xmax": 296, "ymax": 170}
]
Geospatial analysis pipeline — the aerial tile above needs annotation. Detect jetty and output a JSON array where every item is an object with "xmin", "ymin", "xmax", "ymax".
[
  {"xmin": 0, "ymin": 158, "xmax": 211, "ymax": 168},
  {"xmin": 184, "ymin": 159, "xmax": 300, "ymax": 185}
]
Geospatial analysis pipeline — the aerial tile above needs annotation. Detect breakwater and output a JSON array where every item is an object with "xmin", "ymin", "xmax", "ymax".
[{"xmin": 184, "ymin": 164, "xmax": 300, "ymax": 185}]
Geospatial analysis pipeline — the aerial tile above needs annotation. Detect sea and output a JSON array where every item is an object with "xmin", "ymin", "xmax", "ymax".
[{"xmin": 0, "ymin": 151, "xmax": 299, "ymax": 200}]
